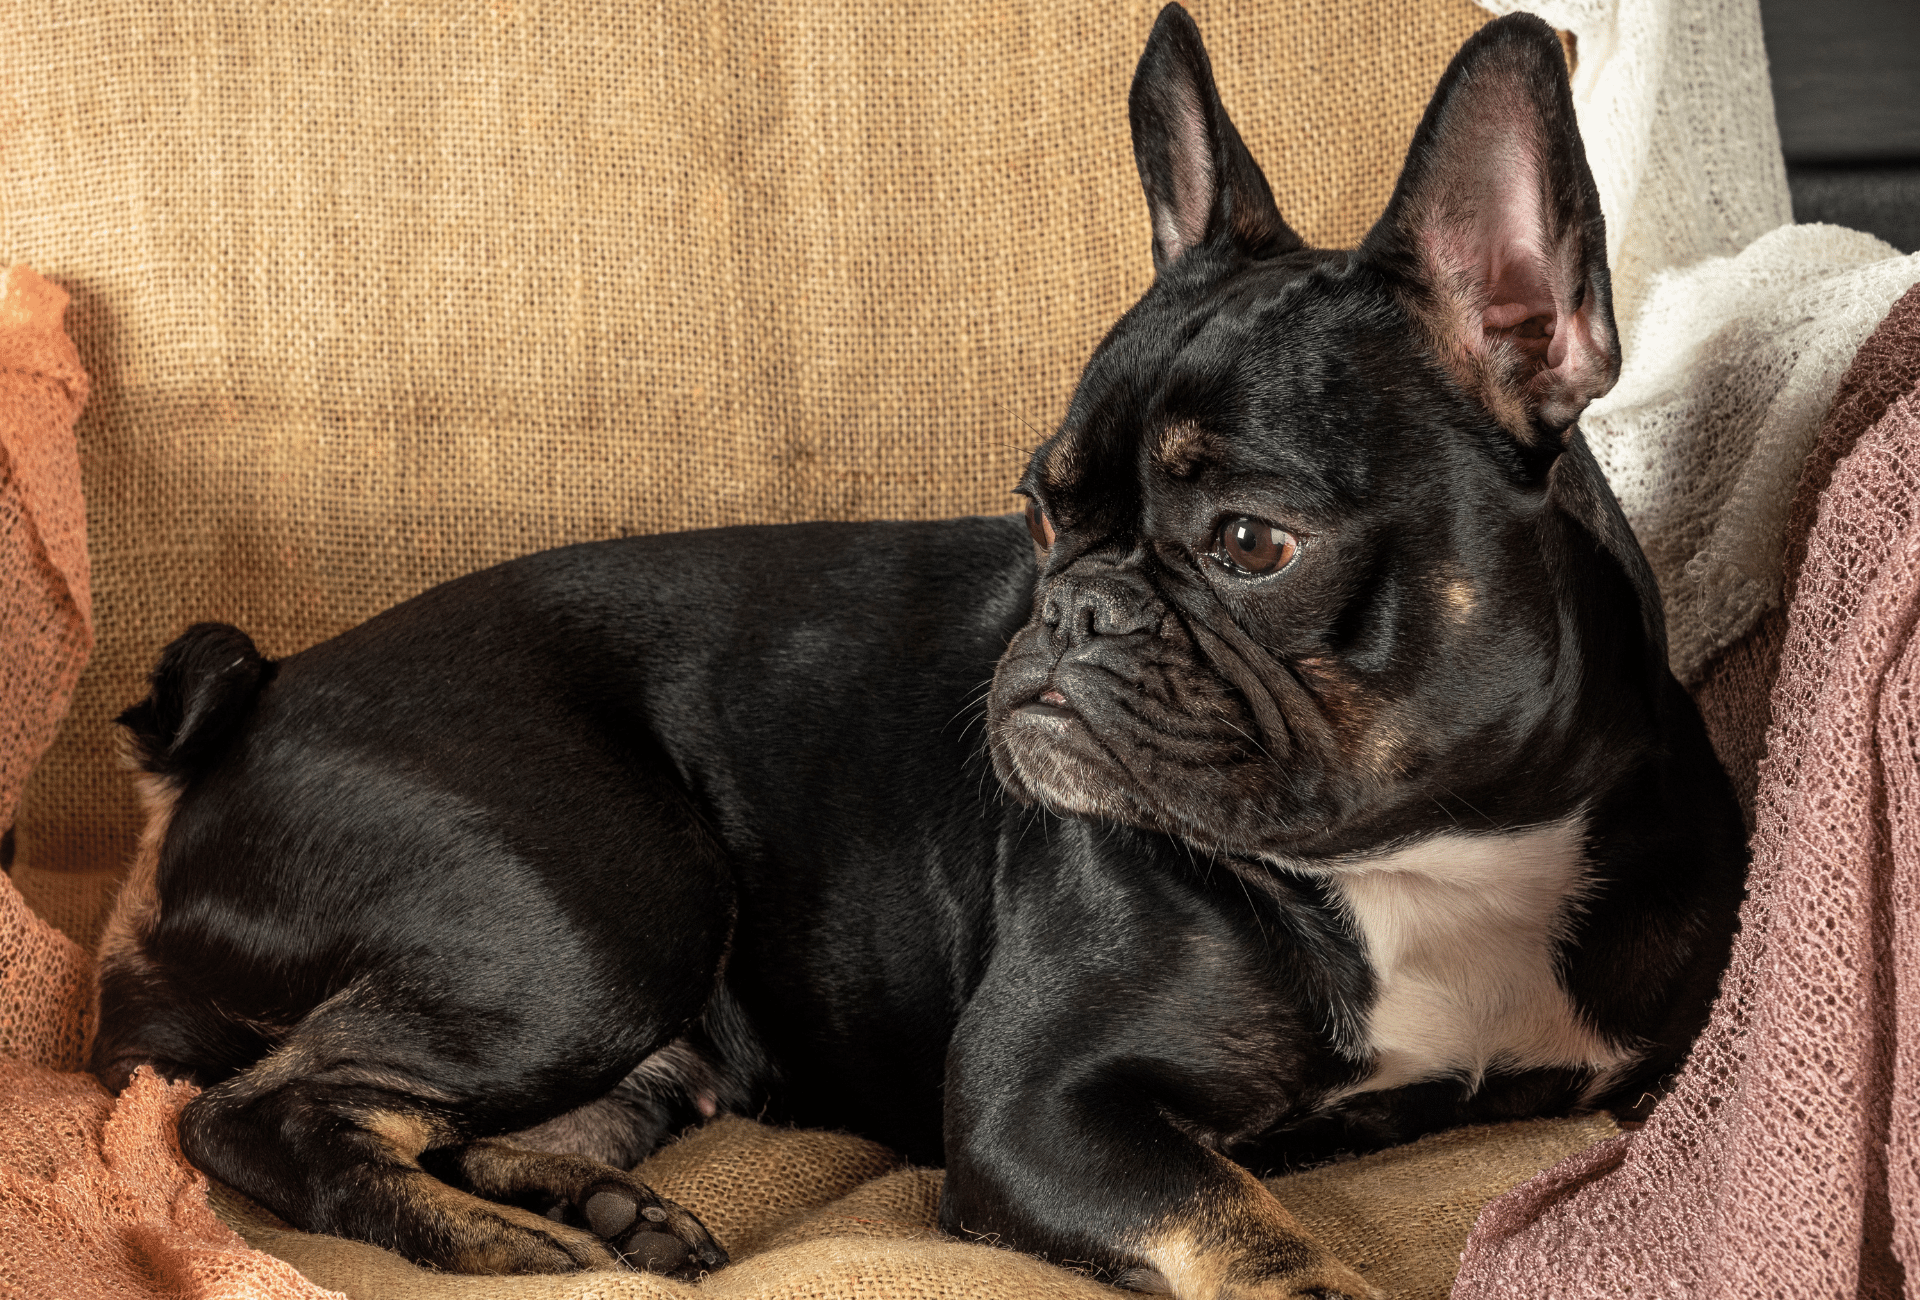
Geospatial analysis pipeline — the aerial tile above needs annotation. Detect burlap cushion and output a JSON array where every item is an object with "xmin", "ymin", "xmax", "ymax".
[
  {"xmin": 1, "ymin": 0, "xmax": 1489, "ymax": 945},
  {"xmin": 207, "ymin": 1112, "xmax": 1617, "ymax": 1300}
]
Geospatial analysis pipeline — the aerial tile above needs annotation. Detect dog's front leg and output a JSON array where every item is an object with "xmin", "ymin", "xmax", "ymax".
[
  {"xmin": 944, "ymin": 1096, "xmax": 1372, "ymax": 1298},
  {"xmin": 938, "ymin": 952, "xmax": 1378, "ymax": 1300}
]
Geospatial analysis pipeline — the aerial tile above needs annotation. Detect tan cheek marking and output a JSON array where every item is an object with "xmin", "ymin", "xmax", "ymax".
[
  {"xmin": 1444, "ymin": 576, "xmax": 1477, "ymax": 621},
  {"xmin": 1294, "ymin": 657, "xmax": 1415, "ymax": 784},
  {"xmin": 1295, "ymin": 657, "xmax": 1378, "ymax": 740},
  {"xmin": 1360, "ymin": 718, "xmax": 1413, "ymax": 781}
]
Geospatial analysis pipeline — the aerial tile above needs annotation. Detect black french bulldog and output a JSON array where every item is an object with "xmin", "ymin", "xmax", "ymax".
[{"xmin": 91, "ymin": 9, "xmax": 1746, "ymax": 1298}]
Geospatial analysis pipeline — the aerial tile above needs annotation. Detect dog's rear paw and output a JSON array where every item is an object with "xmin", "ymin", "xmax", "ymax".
[
  {"xmin": 448, "ymin": 1138, "xmax": 728, "ymax": 1277},
  {"xmin": 543, "ymin": 1177, "xmax": 727, "ymax": 1277}
]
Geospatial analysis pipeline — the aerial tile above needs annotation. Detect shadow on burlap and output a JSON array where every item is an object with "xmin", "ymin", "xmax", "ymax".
[{"xmin": 205, "ymin": 1112, "xmax": 1618, "ymax": 1300}]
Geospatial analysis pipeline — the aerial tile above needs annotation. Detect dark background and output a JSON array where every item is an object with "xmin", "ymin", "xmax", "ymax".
[{"xmin": 1760, "ymin": 0, "xmax": 1920, "ymax": 252}]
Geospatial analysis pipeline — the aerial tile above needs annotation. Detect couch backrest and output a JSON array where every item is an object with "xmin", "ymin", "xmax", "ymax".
[{"xmin": 1, "ymin": 0, "xmax": 1491, "ymax": 944}]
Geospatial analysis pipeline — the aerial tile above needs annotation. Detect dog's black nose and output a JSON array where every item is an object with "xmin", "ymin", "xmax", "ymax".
[{"xmin": 1042, "ymin": 577, "xmax": 1158, "ymax": 643}]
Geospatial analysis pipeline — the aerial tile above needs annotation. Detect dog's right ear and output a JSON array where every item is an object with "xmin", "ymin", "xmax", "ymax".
[{"xmin": 1129, "ymin": 4, "xmax": 1301, "ymax": 272}]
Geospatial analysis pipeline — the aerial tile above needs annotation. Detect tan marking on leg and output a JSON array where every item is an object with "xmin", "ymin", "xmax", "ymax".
[
  {"xmin": 353, "ymin": 1107, "xmax": 453, "ymax": 1159},
  {"xmin": 393, "ymin": 1167, "xmax": 621, "ymax": 1274},
  {"xmin": 1129, "ymin": 1161, "xmax": 1380, "ymax": 1300},
  {"xmin": 344, "ymin": 1106, "xmax": 621, "ymax": 1274}
]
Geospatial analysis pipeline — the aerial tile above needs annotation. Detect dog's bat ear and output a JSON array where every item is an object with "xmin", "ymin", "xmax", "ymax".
[
  {"xmin": 1129, "ymin": 4, "xmax": 1300, "ymax": 272},
  {"xmin": 1361, "ymin": 13, "xmax": 1620, "ymax": 444}
]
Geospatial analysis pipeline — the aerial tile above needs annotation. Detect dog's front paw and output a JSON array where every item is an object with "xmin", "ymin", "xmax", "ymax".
[{"xmin": 544, "ymin": 1176, "xmax": 727, "ymax": 1277}]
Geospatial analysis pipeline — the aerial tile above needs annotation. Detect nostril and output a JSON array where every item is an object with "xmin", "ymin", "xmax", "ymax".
[
  {"xmin": 1041, "ymin": 578, "xmax": 1160, "ymax": 643},
  {"xmin": 1042, "ymin": 590, "xmax": 1064, "ymax": 629}
]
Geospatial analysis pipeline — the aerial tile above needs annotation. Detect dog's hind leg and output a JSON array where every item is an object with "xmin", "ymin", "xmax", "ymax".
[
  {"xmin": 506, "ymin": 988, "xmax": 769, "ymax": 1169},
  {"xmin": 175, "ymin": 991, "xmax": 728, "ymax": 1276},
  {"xmin": 426, "ymin": 1138, "xmax": 725, "ymax": 1274}
]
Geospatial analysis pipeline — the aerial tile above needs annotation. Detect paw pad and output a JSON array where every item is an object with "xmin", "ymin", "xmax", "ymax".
[{"xmin": 565, "ymin": 1179, "xmax": 725, "ymax": 1276}]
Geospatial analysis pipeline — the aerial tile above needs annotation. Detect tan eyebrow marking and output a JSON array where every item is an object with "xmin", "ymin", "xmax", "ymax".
[
  {"xmin": 1043, "ymin": 434, "xmax": 1085, "ymax": 493},
  {"xmin": 1152, "ymin": 420, "xmax": 1220, "ymax": 478}
]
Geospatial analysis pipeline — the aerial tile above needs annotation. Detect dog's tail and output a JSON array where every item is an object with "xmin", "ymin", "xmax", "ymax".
[{"xmin": 118, "ymin": 622, "xmax": 274, "ymax": 783}]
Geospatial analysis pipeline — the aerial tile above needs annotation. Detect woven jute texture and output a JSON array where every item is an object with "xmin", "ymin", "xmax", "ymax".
[
  {"xmin": 198, "ymin": 1112, "xmax": 1617, "ymax": 1300},
  {"xmin": 0, "ymin": 0, "xmax": 1491, "ymax": 946}
]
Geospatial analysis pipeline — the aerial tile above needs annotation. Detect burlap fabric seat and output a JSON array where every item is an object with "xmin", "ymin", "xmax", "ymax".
[{"xmin": 11, "ymin": 0, "xmax": 1910, "ymax": 1297}]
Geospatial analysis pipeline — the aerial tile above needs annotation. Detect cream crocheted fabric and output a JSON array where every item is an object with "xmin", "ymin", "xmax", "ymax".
[{"xmin": 1586, "ymin": 225, "xmax": 1920, "ymax": 681}]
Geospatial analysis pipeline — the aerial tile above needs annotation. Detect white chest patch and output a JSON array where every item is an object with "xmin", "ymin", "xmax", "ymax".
[{"xmin": 1292, "ymin": 815, "xmax": 1637, "ymax": 1101}]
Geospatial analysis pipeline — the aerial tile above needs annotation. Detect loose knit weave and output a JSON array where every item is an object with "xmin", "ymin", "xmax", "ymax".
[{"xmin": 0, "ymin": 266, "xmax": 93, "ymax": 1075}]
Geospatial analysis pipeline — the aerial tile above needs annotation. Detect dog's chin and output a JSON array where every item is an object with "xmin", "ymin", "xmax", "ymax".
[
  {"xmin": 989, "ymin": 700, "xmax": 1357, "ymax": 860},
  {"xmin": 989, "ymin": 703, "xmax": 1156, "ymax": 825},
  {"xmin": 990, "ymin": 705, "xmax": 1280, "ymax": 855}
]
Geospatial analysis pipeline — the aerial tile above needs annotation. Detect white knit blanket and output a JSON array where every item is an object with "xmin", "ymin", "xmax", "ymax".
[{"xmin": 1474, "ymin": 0, "xmax": 1920, "ymax": 682}]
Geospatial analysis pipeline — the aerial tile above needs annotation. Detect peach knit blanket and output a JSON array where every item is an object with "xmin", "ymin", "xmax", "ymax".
[{"xmin": 0, "ymin": 265, "xmax": 337, "ymax": 1298}]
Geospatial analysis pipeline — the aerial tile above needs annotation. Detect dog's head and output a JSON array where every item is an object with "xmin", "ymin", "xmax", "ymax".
[{"xmin": 988, "ymin": 6, "xmax": 1652, "ymax": 860}]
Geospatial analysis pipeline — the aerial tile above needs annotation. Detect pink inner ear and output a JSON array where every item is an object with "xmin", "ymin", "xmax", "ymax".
[
  {"xmin": 1395, "ymin": 49, "xmax": 1618, "ymax": 430},
  {"xmin": 1468, "ymin": 163, "xmax": 1560, "ymax": 359},
  {"xmin": 1158, "ymin": 83, "xmax": 1215, "ymax": 260},
  {"xmin": 1420, "ymin": 128, "xmax": 1601, "ymax": 407}
]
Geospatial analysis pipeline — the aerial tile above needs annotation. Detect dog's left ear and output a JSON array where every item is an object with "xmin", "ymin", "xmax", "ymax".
[{"xmin": 1362, "ymin": 14, "xmax": 1619, "ymax": 443}]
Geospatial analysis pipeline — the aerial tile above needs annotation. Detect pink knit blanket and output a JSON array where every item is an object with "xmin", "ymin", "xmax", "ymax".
[{"xmin": 1456, "ymin": 284, "xmax": 1920, "ymax": 1297}]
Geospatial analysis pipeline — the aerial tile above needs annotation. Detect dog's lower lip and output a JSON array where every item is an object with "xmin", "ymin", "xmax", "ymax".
[{"xmin": 1018, "ymin": 689, "xmax": 1074, "ymax": 721}]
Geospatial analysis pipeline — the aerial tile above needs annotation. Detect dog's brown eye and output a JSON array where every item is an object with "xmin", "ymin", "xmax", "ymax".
[
  {"xmin": 1218, "ymin": 517, "xmax": 1296, "ymax": 574},
  {"xmin": 1024, "ymin": 498, "xmax": 1057, "ymax": 551}
]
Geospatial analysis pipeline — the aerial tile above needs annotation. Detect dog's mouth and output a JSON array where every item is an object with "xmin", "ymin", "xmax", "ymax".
[
  {"xmin": 987, "ymin": 634, "xmax": 1274, "ymax": 844},
  {"xmin": 992, "ymin": 682, "xmax": 1147, "ymax": 826},
  {"xmin": 1014, "ymin": 688, "xmax": 1074, "ymax": 721}
]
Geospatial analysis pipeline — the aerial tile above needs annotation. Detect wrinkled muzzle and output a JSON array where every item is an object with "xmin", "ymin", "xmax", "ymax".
[{"xmin": 985, "ymin": 561, "xmax": 1335, "ymax": 852}]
